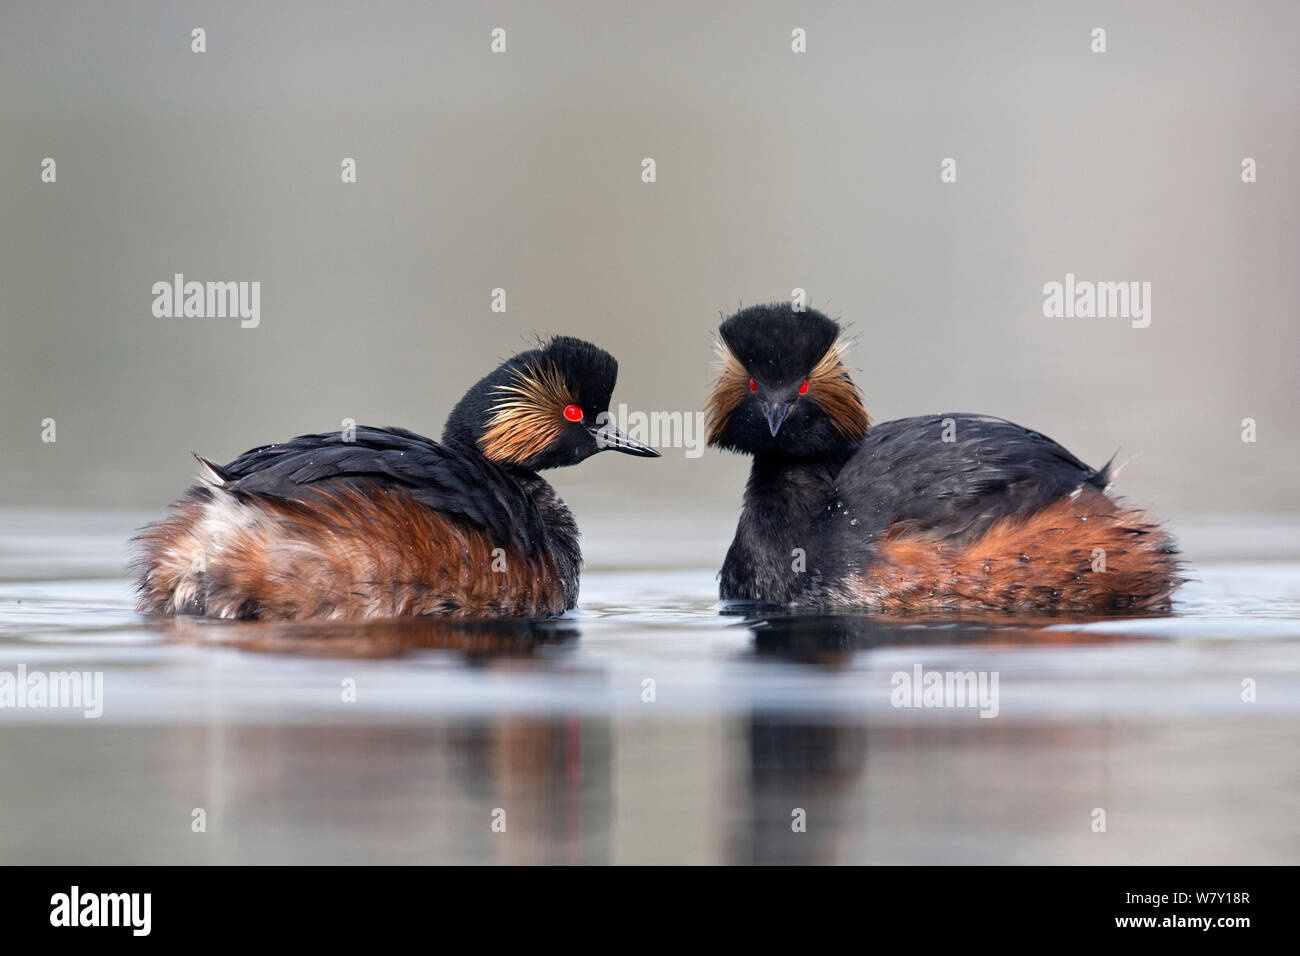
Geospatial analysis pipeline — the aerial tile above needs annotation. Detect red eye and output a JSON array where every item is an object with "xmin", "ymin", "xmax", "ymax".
[
  {"xmin": 798, "ymin": 379, "xmax": 809, "ymax": 395},
  {"xmin": 563, "ymin": 404, "xmax": 583, "ymax": 422},
  {"xmin": 749, "ymin": 379, "xmax": 757, "ymax": 393}
]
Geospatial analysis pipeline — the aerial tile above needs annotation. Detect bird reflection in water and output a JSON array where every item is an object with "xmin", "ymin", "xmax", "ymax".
[
  {"xmin": 145, "ymin": 613, "xmax": 607, "ymax": 864},
  {"xmin": 148, "ymin": 613, "xmax": 581, "ymax": 659},
  {"xmin": 136, "ymin": 607, "xmax": 1172, "ymax": 863},
  {"xmin": 722, "ymin": 606, "xmax": 1166, "ymax": 863},
  {"xmin": 726, "ymin": 603, "xmax": 1167, "ymax": 664}
]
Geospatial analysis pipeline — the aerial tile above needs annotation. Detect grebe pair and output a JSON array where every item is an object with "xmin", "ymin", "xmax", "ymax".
[{"xmin": 134, "ymin": 306, "xmax": 1181, "ymax": 620}]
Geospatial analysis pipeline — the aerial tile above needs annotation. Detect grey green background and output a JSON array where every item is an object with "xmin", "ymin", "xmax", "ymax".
[{"xmin": 2, "ymin": 0, "xmax": 1297, "ymax": 520}]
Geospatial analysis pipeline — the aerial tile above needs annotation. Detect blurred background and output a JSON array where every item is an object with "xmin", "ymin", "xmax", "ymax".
[
  {"xmin": 2, "ymin": 0, "xmax": 1298, "ymax": 869},
  {"xmin": 2, "ymin": 0, "xmax": 1297, "ymax": 520}
]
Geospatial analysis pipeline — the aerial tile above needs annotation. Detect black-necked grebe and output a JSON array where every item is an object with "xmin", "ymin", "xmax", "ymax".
[
  {"xmin": 133, "ymin": 336, "xmax": 658, "ymax": 620},
  {"xmin": 705, "ymin": 304, "xmax": 1182, "ymax": 611}
]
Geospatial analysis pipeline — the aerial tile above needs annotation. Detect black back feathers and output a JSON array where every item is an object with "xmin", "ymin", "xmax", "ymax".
[{"xmin": 212, "ymin": 426, "xmax": 548, "ymax": 554}]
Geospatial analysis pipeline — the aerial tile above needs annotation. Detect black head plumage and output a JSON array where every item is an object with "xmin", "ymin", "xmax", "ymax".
[
  {"xmin": 707, "ymin": 304, "xmax": 869, "ymax": 458},
  {"xmin": 718, "ymin": 304, "xmax": 842, "ymax": 386},
  {"xmin": 444, "ymin": 335, "xmax": 658, "ymax": 470}
]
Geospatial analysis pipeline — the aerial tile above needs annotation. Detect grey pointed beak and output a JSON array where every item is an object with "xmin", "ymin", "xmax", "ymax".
[
  {"xmin": 589, "ymin": 424, "xmax": 660, "ymax": 458},
  {"xmin": 761, "ymin": 401, "xmax": 793, "ymax": 437}
]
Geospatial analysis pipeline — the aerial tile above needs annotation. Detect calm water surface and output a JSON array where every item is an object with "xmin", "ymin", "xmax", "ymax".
[{"xmin": 1, "ymin": 508, "xmax": 1298, "ymax": 864}]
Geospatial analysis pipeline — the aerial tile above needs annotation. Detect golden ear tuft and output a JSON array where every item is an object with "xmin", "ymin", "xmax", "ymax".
[
  {"xmin": 808, "ymin": 341, "xmax": 870, "ymax": 439},
  {"xmin": 705, "ymin": 337, "xmax": 870, "ymax": 444},
  {"xmin": 704, "ymin": 338, "xmax": 750, "ymax": 445},
  {"xmin": 479, "ymin": 363, "xmax": 577, "ymax": 463}
]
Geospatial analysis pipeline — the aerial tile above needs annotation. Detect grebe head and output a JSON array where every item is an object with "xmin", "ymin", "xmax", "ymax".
[
  {"xmin": 705, "ymin": 304, "xmax": 869, "ymax": 458},
  {"xmin": 444, "ymin": 336, "xmax": 659, "ymax": 470}
]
